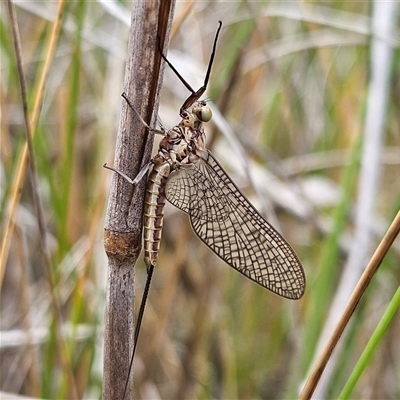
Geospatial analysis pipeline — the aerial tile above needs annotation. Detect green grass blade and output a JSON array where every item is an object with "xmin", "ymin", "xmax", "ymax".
[{"xmin": 339, "ymin": 285, "xmax": 400, "ymax": 399}]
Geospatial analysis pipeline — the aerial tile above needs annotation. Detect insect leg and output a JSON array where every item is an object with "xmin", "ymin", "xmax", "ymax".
[
  {"xmin": 157, "ymin": 22, "xmax": 223, "ymax": 113},
  {"xmin": 203, "ymin": 21, "xmax": 222, "ymax": 92},
  {"xmin": 103, "ymin": 92, "xmax": 163, "ymax": 184},
  {"xmin": 103, "ymin": 161, "xmax": 152, "ymax": 185},
  {"xmin": 156, "ymin": 36, "xmax": 196, "ymax": 95},
  {"xmin": 121, "ymin": 92, "xmax": 164, "ymax": 136},
  {"xmin": 180, "ymin": 21, "xmax": 222, "ymax": 112}
]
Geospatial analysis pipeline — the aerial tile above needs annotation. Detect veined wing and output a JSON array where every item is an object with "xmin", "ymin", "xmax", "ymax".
[{"xmin": 165, "ymin": 151, "xmax": 305, "ymax": 299}]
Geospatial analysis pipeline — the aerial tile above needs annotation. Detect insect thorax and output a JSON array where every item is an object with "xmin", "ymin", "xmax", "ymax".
[{"xmin": 156, "ymin": 101, "xmax": 210, "ymax": 170}]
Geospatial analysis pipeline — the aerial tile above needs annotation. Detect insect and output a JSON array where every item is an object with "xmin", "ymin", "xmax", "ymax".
[{"xmin": 105, "ymin": 21, "xmax": 305, "ymax": 398}]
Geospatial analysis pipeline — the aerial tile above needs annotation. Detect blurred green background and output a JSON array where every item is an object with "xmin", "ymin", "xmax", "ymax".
[{"xmin": 1, "ymin": 1, "xmax": 399, "ymax": 399}]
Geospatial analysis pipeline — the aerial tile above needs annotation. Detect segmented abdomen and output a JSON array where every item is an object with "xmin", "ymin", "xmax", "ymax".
[{"xmin": 143, "ymin": 159, "xmax": 170, "ymax": 268}]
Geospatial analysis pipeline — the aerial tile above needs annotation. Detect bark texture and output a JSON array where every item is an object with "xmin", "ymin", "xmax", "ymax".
[{"xmin": 102, "ymin": 2, "xmax": 175, "ymax": 399}]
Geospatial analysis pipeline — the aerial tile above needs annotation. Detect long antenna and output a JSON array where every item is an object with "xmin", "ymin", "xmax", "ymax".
[{"xmin": 122, "ymin": 265, "xmax": 154, "ymax": 400}]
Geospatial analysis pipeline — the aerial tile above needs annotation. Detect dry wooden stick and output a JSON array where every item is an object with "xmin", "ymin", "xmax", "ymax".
[
  {"xmin": 102, "ymin": 1, "xmax": 175, "ymax": 399},
  {"xmin": 299, "ymin": 209, "xmax": 400, "ymax": 400}
]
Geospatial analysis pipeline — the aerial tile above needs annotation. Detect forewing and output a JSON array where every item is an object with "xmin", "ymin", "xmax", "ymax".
[{"xmin": 165, "ymin": 151, "xmax": 305, "ymax": 299}]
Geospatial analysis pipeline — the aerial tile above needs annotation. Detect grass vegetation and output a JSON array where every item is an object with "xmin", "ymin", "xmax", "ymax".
[{"xmin": 1, "ymin": 1, "xmax": 399, "ymax": 399}]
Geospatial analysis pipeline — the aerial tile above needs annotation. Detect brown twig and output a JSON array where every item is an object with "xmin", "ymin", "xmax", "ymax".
[
  {"xmin": 299, "ymin": 209, "xmax": 400, "ymax": 400},
  {"xmin": 102, "ymin": 1, "xmax": 175, "ymax": 399}
]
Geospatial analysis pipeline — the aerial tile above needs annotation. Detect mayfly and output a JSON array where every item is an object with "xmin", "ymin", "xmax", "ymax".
[{"xmin": 105, "ymin": 21, "xmax": 305, "ymax": 399}]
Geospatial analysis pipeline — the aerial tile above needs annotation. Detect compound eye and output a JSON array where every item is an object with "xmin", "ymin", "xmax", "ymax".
[{"xmin": 196, "ymin": 105, "xmax": 212, "ymax": 122}]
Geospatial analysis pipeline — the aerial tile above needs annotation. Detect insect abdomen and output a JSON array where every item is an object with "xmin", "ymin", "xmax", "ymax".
[{"xmin": 143, "ymin": 160, "xmax": 170, "ymax": 268}]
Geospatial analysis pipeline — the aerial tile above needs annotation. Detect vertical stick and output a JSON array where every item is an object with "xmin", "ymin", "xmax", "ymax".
[{"xmin": 102, "ymin": 2, "xmax": 175, "ymax": 399}]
